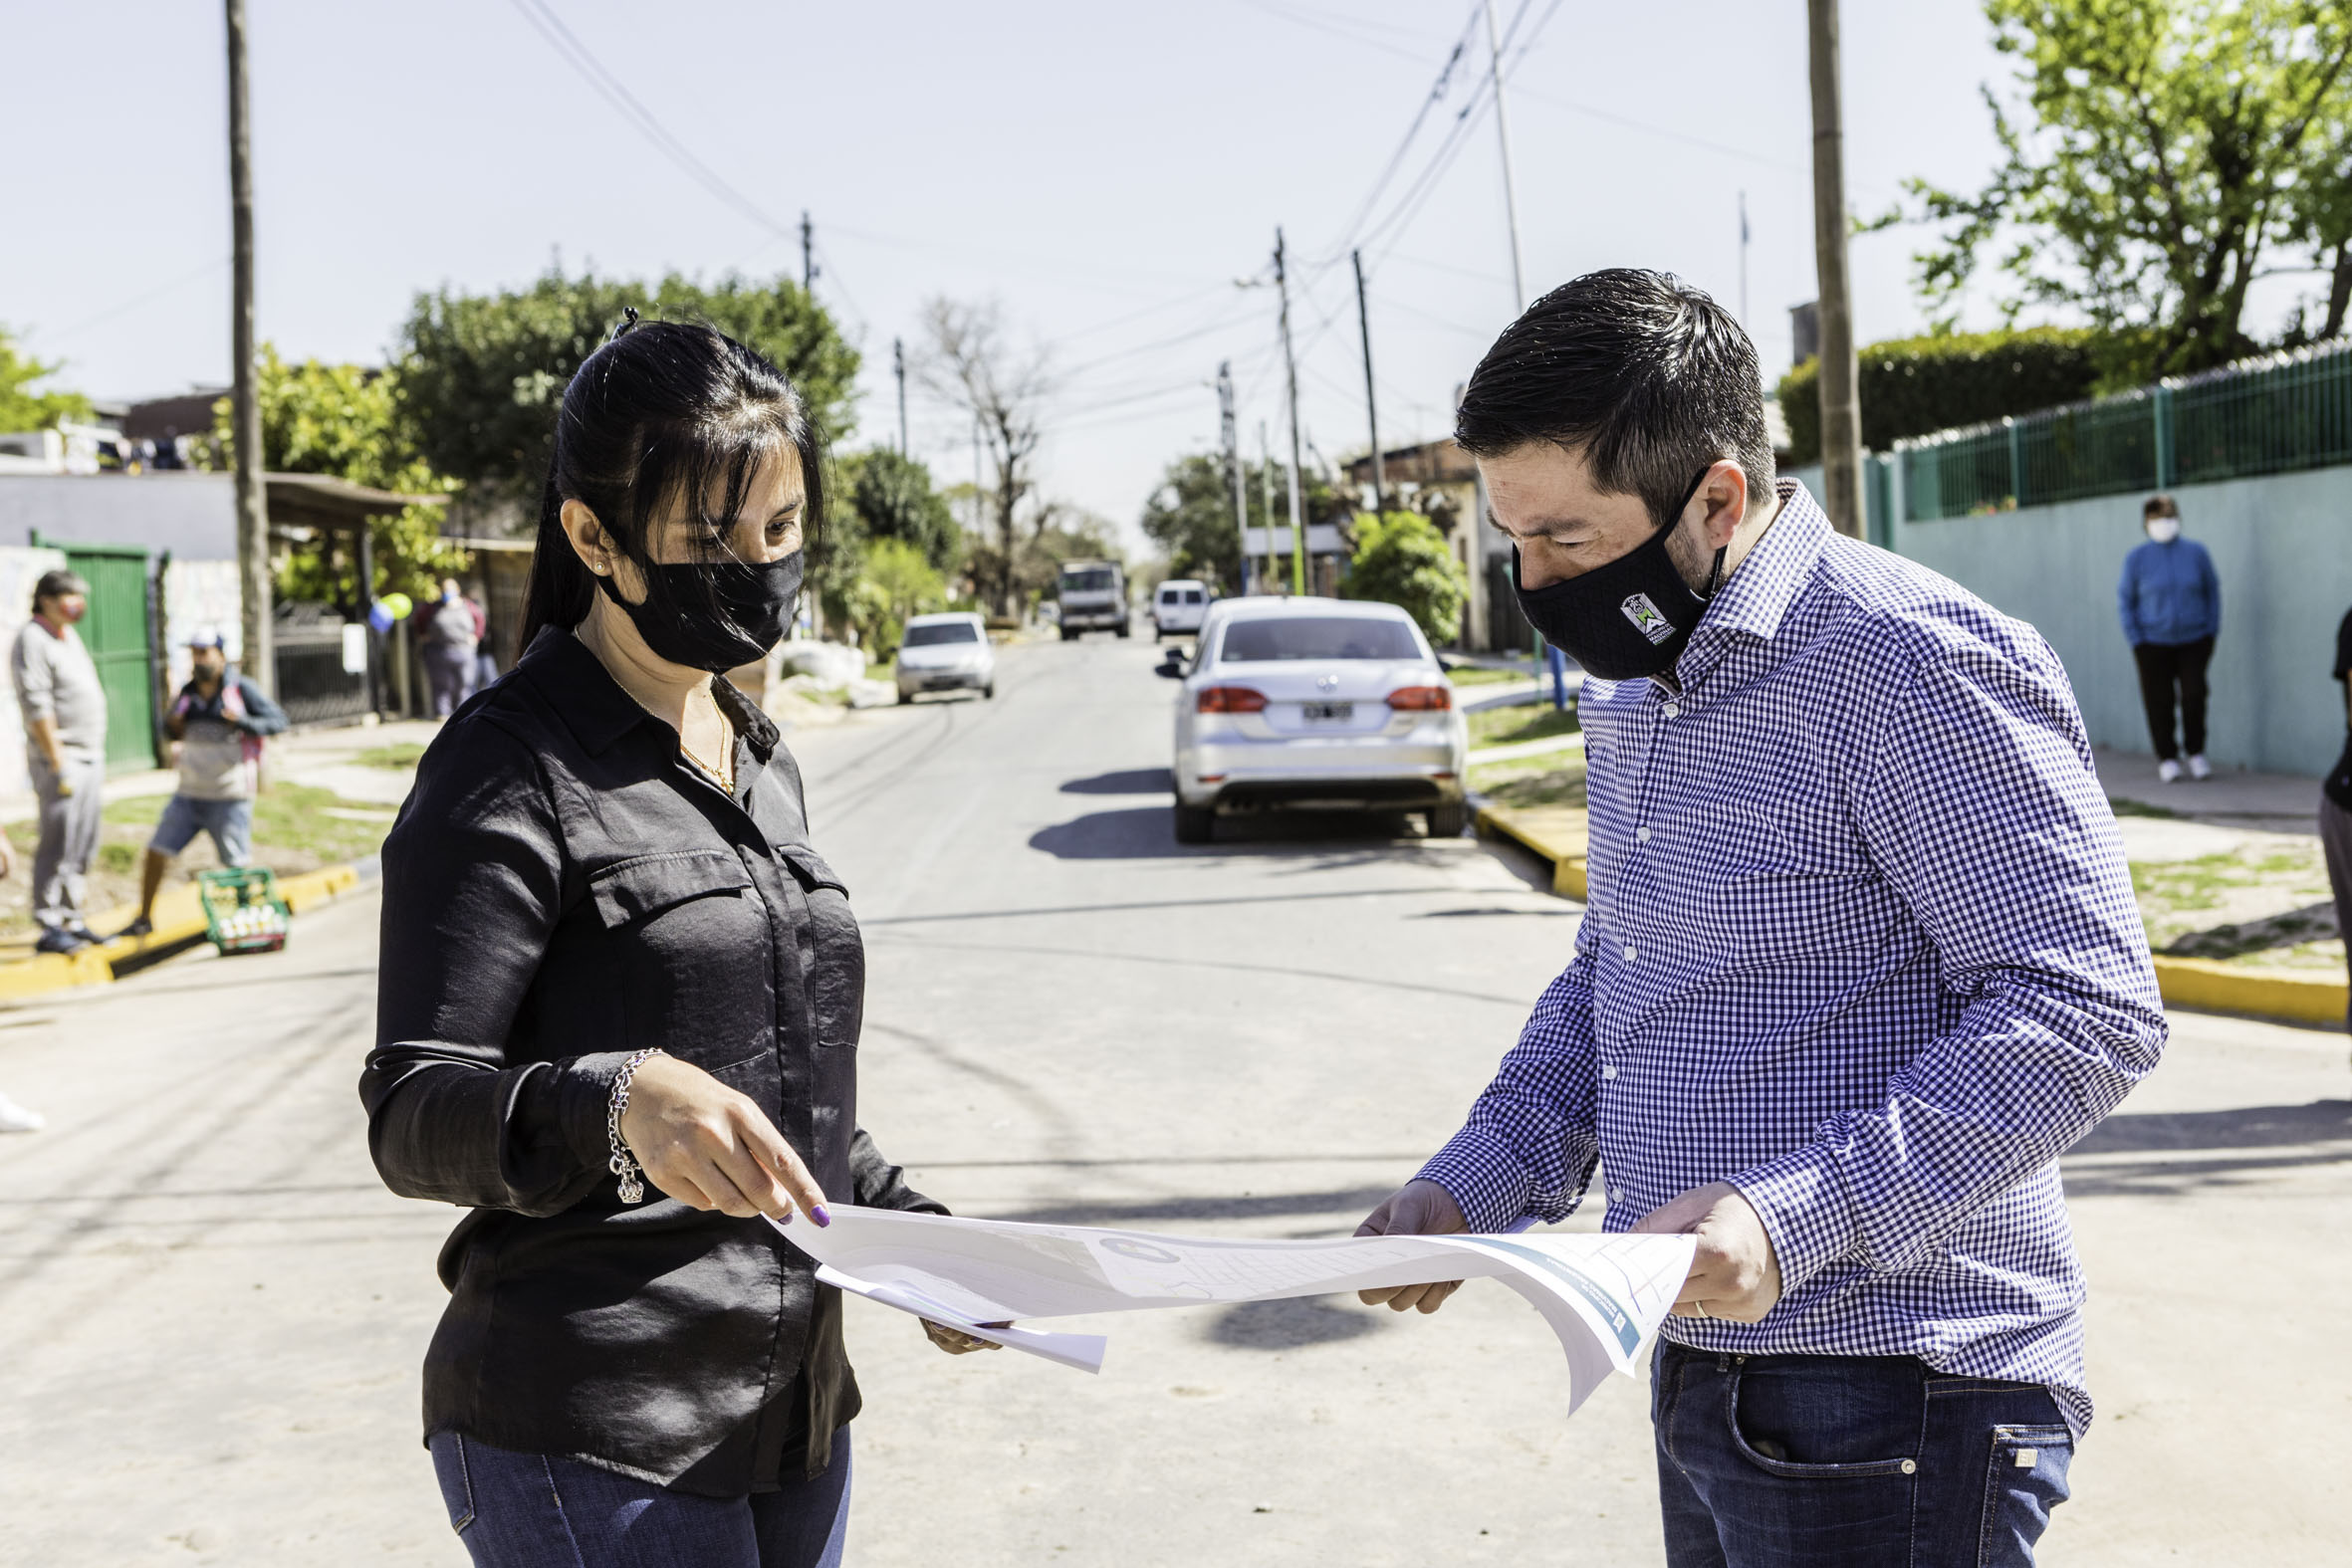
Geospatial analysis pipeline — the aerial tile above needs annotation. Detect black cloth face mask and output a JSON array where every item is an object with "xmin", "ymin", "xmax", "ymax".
[
  {"xmin": 1512, "ymin": 470, "xmax": 1725, "ymax": 683},
  {"xmin": 594, "ymin": 551, "xmax": 803, "ymax": 674}
]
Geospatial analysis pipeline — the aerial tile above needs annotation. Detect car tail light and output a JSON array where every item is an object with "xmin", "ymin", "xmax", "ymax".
[
  {"xmin": 1197, "ymin": 686, "xmax": 1268, "ymax": 714},
  {"xmin": 1386, "ymin": 685, "xmax": 1452, "ymax": 711}
]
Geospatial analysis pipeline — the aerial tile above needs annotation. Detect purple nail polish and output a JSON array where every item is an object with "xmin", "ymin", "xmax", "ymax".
[
  {"xmin": 812, "ymin": 1204, "xmax": 832, "ymax": 1227},
  {"xmin": 775, "ymin": 1209, "xmax": 793, "ymax": 1226}
]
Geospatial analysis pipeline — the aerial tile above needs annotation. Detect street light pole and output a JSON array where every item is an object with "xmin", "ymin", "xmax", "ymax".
[
  {"xmin": 1807, "ymin": 0, "xmax": 1866, "ymax": 539},
  {"xmin": 1274, "ymin": 228, "xmax": 1306, "ymax": 596},
  {"xmin": 1352, "ymin": 249, "xmax": 1386, "ymax": 515},
  {"xmin": 225, "ymin": 0, "xmax": 271, "ymax": 696},
  {"xmin": 801, "ymin": 211, "xmax": 818, "ymax": 293},
  {"xmin": 1483, "ymin": 0, "xmax": 1528, "ymax": 312},
  {"xmin": 1217, "ymin": 361, "xmax": 1247, "ymax": 593},
  {"xmin": 894, "ymin": 338, "xmax": 908, "ymax": 456}
]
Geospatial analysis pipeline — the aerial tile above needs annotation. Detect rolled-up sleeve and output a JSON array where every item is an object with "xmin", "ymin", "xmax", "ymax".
[
  {"xmin": 1416, "ymin": 958, "xmax": 1603, "ymax": 1232},
  {"xmin": 1733, "ymin": 647, "xmax": 2166, "ymax": 1293},
  {"xmin": 360, "ymin": 716, "xmax": 626, "ymax": 1215}
]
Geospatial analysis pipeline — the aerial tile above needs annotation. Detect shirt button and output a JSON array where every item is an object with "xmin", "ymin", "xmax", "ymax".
[
  {"xmin": 1900, "ymin": 1460, "xmax": 1918, "ymax": 1475},
  {"xmin": 1622, "ymin": 945, "xmax": 1639, "ymax": 962},
  {"xmin": 1635, "ymin": 826, "xmax": 1652, "ymax": 843},
  {"xmin": 1608, "ymin": 1187, "xmax": 1625, "ymax": 1204},
  {"xmin": 1601, "ymin": 1065, "xmax": 1618, "ymax": 1080},
  {"xmin": 1662, "ymin": 702, "xmax": 1682, "ymax": 718}
]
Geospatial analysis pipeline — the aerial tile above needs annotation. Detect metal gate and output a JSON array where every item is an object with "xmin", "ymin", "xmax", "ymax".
[{"xmin": 34, "ymin": 533, "xmax": 156, "ymax": 773}]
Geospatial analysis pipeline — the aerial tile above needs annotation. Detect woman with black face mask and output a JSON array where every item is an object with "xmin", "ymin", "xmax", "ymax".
[{"xmin": 360, "ymin": 319, "xmax": 991, "ymax": 1568}]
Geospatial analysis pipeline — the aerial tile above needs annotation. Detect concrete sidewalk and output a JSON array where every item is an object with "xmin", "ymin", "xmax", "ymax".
[{"xmin": 2096, "ymin": 747, "xmax": 2323, "ymax": 834}]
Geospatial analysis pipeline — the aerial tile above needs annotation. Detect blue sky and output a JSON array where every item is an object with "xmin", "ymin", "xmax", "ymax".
[{"xmin": 9, "ymin": 1, "xmax": 2023, "ymax": 546}]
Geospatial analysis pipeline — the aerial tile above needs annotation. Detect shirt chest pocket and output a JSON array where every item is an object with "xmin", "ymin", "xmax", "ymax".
[
  {"xmin": 586, "ymin": 848, "xmax": 776, "ymax": 1069},
  {"xmin": 773, "ymin": 843, "xmax": 864, "ymax": 1049}
]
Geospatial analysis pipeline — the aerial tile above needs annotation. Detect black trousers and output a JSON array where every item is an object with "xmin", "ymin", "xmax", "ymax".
[{"xmin": 2132, "ymin": 636, "xmax": 2213, "ymax": 761}]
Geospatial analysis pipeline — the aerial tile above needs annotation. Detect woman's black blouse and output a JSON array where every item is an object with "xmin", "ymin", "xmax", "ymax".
[{"xmin": 360, "ymin": 627, "xmax": 940, "ymax": 1495}]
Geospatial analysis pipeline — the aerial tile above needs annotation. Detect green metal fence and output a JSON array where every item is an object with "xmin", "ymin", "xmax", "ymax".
[{"xmin": 1898, "ymin": 338, "xmax": 2352, "ymax": 520}]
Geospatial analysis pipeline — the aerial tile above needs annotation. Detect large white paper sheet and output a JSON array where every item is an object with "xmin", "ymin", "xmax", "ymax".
[{"xmin": 775, "ymin": 1208, "xmax": 1696, "ymax": 1413}]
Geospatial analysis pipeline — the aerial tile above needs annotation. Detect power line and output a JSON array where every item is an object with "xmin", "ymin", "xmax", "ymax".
[{"xmin": 503, "ymin": 0, "xmax": 795, "ymax": 241}]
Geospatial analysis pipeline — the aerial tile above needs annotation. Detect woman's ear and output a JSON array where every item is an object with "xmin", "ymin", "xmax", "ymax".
[{"xmin": 559, "ymin": 499, "xmax": 614, "ymax": 577}]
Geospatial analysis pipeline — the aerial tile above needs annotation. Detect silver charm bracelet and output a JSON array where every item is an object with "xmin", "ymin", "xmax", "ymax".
[{"xmin": 607, "ymin": 1047, "xmax": 665, "ymax": 1204}]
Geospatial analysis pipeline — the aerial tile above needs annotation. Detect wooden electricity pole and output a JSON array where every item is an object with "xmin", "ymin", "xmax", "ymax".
[
  {"xmin": 226, "ymin": 0, "xmax": 272, "ymax": 692},
  {"xmin": 1807, "ymin": 0, "xmax": 1865, "ymax": 539}
]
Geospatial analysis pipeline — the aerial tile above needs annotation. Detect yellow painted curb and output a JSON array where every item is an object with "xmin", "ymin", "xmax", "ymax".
[
  {"xmin": 1478, "ymin": 802, "xmax": 2347, "ymax": 1029},
  {"xmin": 2150, "ymin": 954, "xmax": 2347, "ymax": 1027},
  {"xmin": 0, "ymin": 861, "xmax": 371, "ymax": 1006}
]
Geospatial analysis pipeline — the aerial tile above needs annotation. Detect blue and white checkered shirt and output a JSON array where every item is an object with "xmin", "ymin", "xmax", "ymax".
[{"xmin": 1421, "ymin": 482, "xmax": 2164, "ymax": 1434}]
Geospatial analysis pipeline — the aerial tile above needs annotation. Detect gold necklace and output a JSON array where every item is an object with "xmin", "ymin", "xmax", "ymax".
[{"xmin": 674, "ymin": 688, "xmax": 735, "ymax": 791}]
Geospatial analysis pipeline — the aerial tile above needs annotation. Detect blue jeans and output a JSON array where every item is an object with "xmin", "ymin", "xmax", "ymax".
[
  {"xmin": 428, "ymin": 1429, "xmax": 850, "ymax": 1568},
  {"xmin": 1652, "ymin": 1344, "xmax": 2072, "ymax": 1567},
  {"xmin": 149, "ymin": 794, "xmax": 253, "ymax": 865}
]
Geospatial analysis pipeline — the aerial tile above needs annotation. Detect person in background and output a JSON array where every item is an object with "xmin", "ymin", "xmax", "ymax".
[
  {"xmin": 2325, "ymin": 602, "xmax": 2352, "ymax": 1042},
  {"xmin": 2118, "ymin": 495, "xmax": 2221, "ymax": 782},
  {"xmin": 0, "ymin": 830, "xmax": 45, "ymax": 1132},
  {"xmin": 465, "ymin": 582, "xmax": 500, "ymax": 693},
  {"xmin": 10, "ymin": 568, "xmax": 107, "ymax": 955},
  {"xmin": 118, "ymin": 627, "xmax": 288, "ymax": 939},
  {"xmin": 419, "ymin": 575, "xmax": 480, "ymax": 717}
]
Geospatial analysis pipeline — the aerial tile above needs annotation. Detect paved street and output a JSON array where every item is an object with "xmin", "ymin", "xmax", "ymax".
[{"xmin": 0, "ymin": 636, "xmax": 2345, "ymax": 1565}]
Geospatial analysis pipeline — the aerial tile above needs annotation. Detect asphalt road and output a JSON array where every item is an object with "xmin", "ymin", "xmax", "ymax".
[{"xmin": 0, "ymin": 633, "xmax": 2343, "ymax": 1565}]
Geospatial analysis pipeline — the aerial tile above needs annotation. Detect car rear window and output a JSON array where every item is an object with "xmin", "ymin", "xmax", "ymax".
[
  {"xmin": 1060, "ymin": 567, "xmax": 1118, "ymax": 592},
  {"xmin": 1219, "ymin": 616, "xmax": 1421, "ymax": 662},
  {"xmin": 1184, "ymin": 589, "xmax": 1203, "ymax": 603},
  {"xmin": 1158, "ymin": 587, "xmax": 1182, "ymax": 601},
  {"xmin": 903, "ymin": 622, "xmax": 980, "ymax": 646}
]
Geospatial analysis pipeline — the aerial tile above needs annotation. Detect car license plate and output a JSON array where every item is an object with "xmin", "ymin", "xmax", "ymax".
[{"xmin": 1301, "ymin": 701, "xmax": 1353, "ymax": 722}]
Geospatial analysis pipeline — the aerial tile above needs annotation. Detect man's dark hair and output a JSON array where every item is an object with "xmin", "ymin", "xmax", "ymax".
[
  {"xmin": 32, "ymin": 569, "xmax": 88, "ymax": 611},
  {"xmin": 2143, "ymin": 494, "xmax": 2179, "ymax": 519},
  {"xmin": 1455, "ymin": 269, "xmax": 1775, "ymax": 527}
]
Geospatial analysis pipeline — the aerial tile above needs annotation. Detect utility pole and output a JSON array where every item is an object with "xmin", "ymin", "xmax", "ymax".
[
  {"xmin": 1273, "ymin": 228, "xmax": 1306, "ymax": 596},
  {"xmin": 1807, "ymin": 0, "xmax": 1865, "ymax": 539},
  {"xmin": 1482, "ymin": 0, "xmax": 1528, "ymax": 312},
  {"xmin": 893, "ymin": 338, "xmax": 908, "ymax": 456},
  {"xmin": 1258, "ymin": 422, "xmax": 1277, "ymax": 594},
  {"xmin": 1739, "ymin": 191, "xmax": 1751, "ymax": 328},
  {"xmin": 801, "ymin": 211, "xmax": 818, "ymax": 293},
  {"xmin": 225, "ymin": 0, "xmax": 271, "ymax": 696},
  {"xmin": 1217, "ymin": 362, "xmax": 1247, "ymax": 592},
  {"xmin": 1352, "ymin": 249, "xmax": 1386, "ymax": 515}
]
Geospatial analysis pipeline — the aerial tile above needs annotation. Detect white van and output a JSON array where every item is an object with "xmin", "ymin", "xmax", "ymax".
[{"xmin": 1153, "ymin": 579, "xmax": 1212, "ymax": 639}]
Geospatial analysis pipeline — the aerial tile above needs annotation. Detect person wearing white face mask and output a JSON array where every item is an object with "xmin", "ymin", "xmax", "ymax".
[{"xmin": 2118, "ymin": 495, "xmax": 2221, "ymax": 782}]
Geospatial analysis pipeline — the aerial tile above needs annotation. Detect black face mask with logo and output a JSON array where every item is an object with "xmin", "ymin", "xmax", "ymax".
[
  {"xmin": 595, "ymin": 551, "xmax": 804, "ymax": 674},
  {"xmin": 1511, "ymin": 469, "xmax": 1725, "ymax": 683}
]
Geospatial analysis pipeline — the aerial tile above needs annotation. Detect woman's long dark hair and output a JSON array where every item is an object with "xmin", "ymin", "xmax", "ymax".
[{"xmin": 520, "ymin": 318, "xmax": 825, "ymax": 646}]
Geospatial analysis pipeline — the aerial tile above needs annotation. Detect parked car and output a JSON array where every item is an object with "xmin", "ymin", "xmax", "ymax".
[
  {"xmin": 1163, "ymin": 596, "xmax": 1467, "ymax": 843},
  {"xmin": 1152, "ymin": 578, "xmax": 1212, "ymax": 639},
  {"xmin": 895, "ymin": 611, "xmax": 996, "ymax": 703}
]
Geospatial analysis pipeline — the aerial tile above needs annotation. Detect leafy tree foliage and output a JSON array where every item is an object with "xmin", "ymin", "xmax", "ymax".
[
  {"xmin": 844, "ymin": 447, "xmax": 962, "ymax": 573},
  {"xmin": 1139, "ymin": 451, "xmax": 1337, "ymax": 592},
  {"xmin": 207, "ymin": 345, "xmax": 464, "ymax": 605},
  {"xmin": 394, "ymin": 267, "xmax": 859, "ymax": 507},
  {"xmin": 0, "ymin": 327, "xmax": 93, "ymax": 432},
  {"xmin": 1776, "ymin": 327, "xmax": 2104, "ymax": 461},
  {"xmin": 838, "ymin": 538, "xmax": 948, "ymax": 660},
  {"xmin": 1339, "ymin": 511, "xmax": 1468, "ymax": 646},
  {"xmin": 1910, "ymin": 1, "xmax": 2352, "ymax": 382}
]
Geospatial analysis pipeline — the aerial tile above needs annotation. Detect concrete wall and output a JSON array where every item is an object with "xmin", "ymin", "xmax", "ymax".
[
  {"xmin": 0, "ymin": 472, "xmax": 236, "ymax": 560},
  {"xmin": 1886, "ymin": 465, "xmax": 2352, "ymax": 778}
]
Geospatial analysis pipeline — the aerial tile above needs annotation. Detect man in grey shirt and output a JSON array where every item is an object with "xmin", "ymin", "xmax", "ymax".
[{"xmin": 11, "ymin": 569, "xmax": 109, "ymax": 953}]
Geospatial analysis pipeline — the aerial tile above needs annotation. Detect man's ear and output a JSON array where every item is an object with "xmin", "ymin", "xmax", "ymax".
[{"xmin": 1698, "ymin": 460, "xmax": 1749, "ymax": 549}]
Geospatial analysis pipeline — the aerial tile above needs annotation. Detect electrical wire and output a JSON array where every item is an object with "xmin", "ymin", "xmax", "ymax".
[{"xmin": 503, "ymin": 0, "xmax": 796, "ymax": 242}]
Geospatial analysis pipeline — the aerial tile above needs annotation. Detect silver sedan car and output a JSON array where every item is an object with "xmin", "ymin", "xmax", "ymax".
[{"xmin": 1164, "ymin": 596, "xmax": 1468, "ymax": 843}]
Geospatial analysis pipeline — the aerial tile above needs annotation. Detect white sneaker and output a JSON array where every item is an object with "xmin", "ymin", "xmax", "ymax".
[
  {"xmin": 0, "ymin": 1093, "xmax": 46, "ymax": 1133},
  {"xmin": 2158, "ymin": 759, "xmax": 2183, "ymax": 783},
  {"xmin": 2187, "ymin": 754, "xmax": 2212, "ymax": 780}
]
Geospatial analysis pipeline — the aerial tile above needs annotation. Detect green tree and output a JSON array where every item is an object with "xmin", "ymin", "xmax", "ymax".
[
  {"xmin": 1140, "ymin": 451, "xmax": 1337, "ymax": 592},
  {"xmin": 1911, "ymin": 0, "xmax": 2352, "ymax": 381},
  {"xmin": 0, "ymin": 327, "xmax": 93, "ymax": 432},
  {"xmin": 394, "ymin": 266, "xmax": 860, "ymax": 507},
  {"xmin": 844, "ymin": 538, "xmax": 947, "ymax": 660},
  {"xmin": 842, "ymin": 447, "xmax": 962, "ymax": 573},
  {"xmin": 1340, "ymin": 511, "xmax": 1468, "ymax": 646},
  {"xmin": 209, "ymin": 345, "xmax": 465, "ymax": 605}
]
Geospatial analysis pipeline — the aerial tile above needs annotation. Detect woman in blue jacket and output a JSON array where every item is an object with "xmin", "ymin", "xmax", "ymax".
[{"xmin": 2118, "ymin": 494, "xmax": 2221, "ymax": 781}]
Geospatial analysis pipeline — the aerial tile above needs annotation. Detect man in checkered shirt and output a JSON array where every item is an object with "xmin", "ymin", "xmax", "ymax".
[{"xmin": 1357, "ymin": 271, "xmax": 2164, "ymax": 1567}]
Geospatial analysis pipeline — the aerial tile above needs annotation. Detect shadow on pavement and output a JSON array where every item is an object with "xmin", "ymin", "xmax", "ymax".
[
  {"xmin": 2062, "ymin": 1099, "xmax": 2350, "ymax": 1196},
  {"xmin": 1030, "ymin": 804, "xmax": 1447, "ymax": 861},
  {"xmin": 1205, "ymin": 1296, "xmax": 1386, "ymax": 1350},
  {"xmin": 1058, "ymin": 769, "xmax": 1174, "ymax": 796}
]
